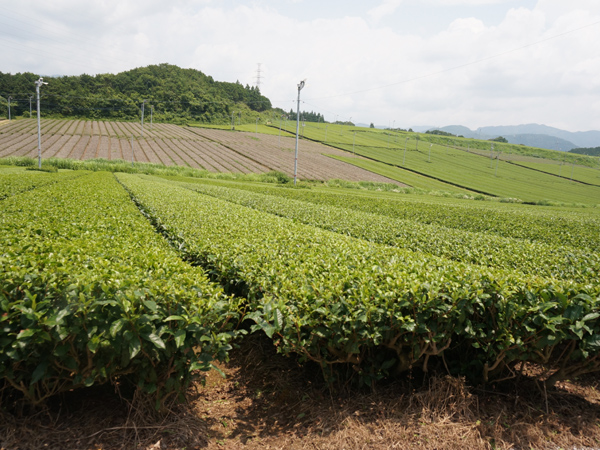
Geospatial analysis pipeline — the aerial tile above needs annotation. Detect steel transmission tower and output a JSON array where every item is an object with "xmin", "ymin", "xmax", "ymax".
[{"xmin": 255, "ymin": 63, "xmax": 263, "ymax": 91}]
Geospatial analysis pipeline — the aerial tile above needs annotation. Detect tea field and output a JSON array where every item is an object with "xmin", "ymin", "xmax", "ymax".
[
  {"xmin": 2, "ymin": 166, "xmax": 599, "ymax": 408},
  {"xmin": 275, "ymin": 121, "xmax": 600, "ymax": 204}
]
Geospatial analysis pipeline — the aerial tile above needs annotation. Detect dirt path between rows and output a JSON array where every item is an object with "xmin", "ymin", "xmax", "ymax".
[{"xmin": 2, "ymin": 334, "xmax": 599, "ymax": 450}]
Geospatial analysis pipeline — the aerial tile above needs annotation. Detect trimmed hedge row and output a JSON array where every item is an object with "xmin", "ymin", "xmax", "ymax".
[
  {"xmin": 119, "ymin": 174, "xmax": 600, "ymax": 387},
  {"xmin": 170, "ymin": 180, "xmax": 599, "ymax": 284},
  {"xmin": 191, "ymin": 179, "xmax": 600, "ymax": 252},
  {"xmin": 0, "ymin": 169, "xmax": 84, "ymax": 200},
  {"xmin": 0, "ymin": 172, "xmax": 241, "ymax": 405}
]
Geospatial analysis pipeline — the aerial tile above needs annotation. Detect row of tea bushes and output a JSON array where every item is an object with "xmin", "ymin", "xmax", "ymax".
[
  {"xmin": 171, "ymin": 180, "xmax": 599, "ymax": 284},
  {"xmin": 192, "ymin": 179, "xmax": 600, "ymax": 252},
  {"xmin": 119, "ymin": 173, "xmax": 600, "ymax": 387},
  {"xmin": 0, "ymin": 172, "xmax": 241, "ymax": 405}
]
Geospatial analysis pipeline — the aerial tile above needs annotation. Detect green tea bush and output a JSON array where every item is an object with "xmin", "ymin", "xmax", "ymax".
[
  {"xmin": 0, "ymin": 172, "xmax": 241, "ymax": 405},
  {"xmin": 117, "ymin": 174, "xmax": 600, "ymax": 387}
]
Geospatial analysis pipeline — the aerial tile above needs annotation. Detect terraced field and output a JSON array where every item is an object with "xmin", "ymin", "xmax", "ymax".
[{"xmin": 0, "ymin": 119, "xmax": 401, "ymax": 184}]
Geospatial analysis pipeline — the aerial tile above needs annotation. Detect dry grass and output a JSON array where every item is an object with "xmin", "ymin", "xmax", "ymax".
[{"xmin": 2, "ymin": 334, "xmax": 600, "ymax": 450}]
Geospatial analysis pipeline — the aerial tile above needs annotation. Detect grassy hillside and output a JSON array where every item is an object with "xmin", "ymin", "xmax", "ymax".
[
  {"xmin": 278, "ymin": 121, "xmax": 599, "ymax": 166},
  {"xmin": 272, "ymin": 121, "xmax": 600, "ymax": 205},
  {"xmin": 2, "ymin": 115, "xmax": 599, "ymax": 204}
]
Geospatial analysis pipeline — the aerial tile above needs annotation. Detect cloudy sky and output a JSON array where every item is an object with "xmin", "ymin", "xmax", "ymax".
[{"xmin": 1, "ymin": 0, "xmax": 599, "ymax": 131}]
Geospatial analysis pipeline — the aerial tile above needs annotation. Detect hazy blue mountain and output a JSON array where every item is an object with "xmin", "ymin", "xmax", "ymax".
[
  {"xmin": 478, "ymin": 124, "xmax": 600, "ymax": 149},
  {"xmin": 432, "ymin": 125, "xmax": 476, "ymax": 137},
  {"xmin": 501, "ymin": 134, "xmax": 577, "ymax": 151},
  {"xmin": 415, "ymin": 123, "xmax": 600, "ymax": 151}
]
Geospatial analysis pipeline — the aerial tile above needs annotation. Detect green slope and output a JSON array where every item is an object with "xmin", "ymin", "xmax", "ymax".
[{"xmin": 275, "ymin": 122, "xmax": 600, "ymax": 205}]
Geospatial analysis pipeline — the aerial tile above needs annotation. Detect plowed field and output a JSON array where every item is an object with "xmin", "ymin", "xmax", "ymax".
[{"xmin": 0, "ymin": 119, "xmax": 401, "ymax": 183}]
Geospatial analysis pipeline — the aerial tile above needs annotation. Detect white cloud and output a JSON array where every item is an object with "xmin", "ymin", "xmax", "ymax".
[
  {"xmin": 429, "ymin": 0, "xmax": 515, "ymax": 4},
  {"xmin": 367, "ymin": 0, "xmax": 404, "ymax": 23},
  {"xmin": 1, "ymin": 0, "xmax": 600, "ymax": 131}
]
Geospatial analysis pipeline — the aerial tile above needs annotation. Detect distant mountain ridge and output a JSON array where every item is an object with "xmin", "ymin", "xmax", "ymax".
[{"xmin": 412, "ymin": 124, "xmax": 600, "ymax": 152}]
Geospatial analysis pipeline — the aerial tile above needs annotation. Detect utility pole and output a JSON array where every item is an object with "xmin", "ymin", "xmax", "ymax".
[
  {"xmin": 7, "ymin": 96, "xmax": 11, "ymax": 120},
  {"xmin": 150, "ymin": 105, "xmax": 153, "ymax": 131},
  {"xmin": 294, "ymin": 80, "xmax": 306, "ymax": 186},
  {"xmin": 29, "ymin": 95, "xmax": 33, "ymax": 118},
  {"xmin": 255, "ymin": 117, "xmax": 259, "ymax": 137},
  {"xmin": 35, "ymin": 78, "xmax": 48, "ymax": 169},
  {"xmin": 495, "ymin": 151, "xmax": 501, "ymax": 176}
]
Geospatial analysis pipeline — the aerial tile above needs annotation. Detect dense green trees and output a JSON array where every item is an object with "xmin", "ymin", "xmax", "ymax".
[
  {"xmin": 570, "ymin": 147, "xmax": 600, "ymax": 156},
  {"xmin": 287, "ymin": 109, "xmax": 325, "ymax": 123},
  {"xmin": 0, "ymin": 64, "xmax": 272, "ymax": 123},
  {"xmin": 426, "ymin": 129, "xmax": 456, "ymax": 137}
]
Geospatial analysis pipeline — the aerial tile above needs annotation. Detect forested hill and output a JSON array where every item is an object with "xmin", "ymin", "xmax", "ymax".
[
  {"xmin": 570, "ymin": 147, "xmax": 600, "ymax": 157},
  {"xmin": 0, "ymin": 64, "xmax": 272, "ymax": 124}
]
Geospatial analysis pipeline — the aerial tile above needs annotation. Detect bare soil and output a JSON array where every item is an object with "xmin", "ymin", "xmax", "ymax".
[
  {"xmin": 2, "ymin": 334, "xmax": 599, "ymax": 450},
  {"xmin": 0, "ymin": 120, "xmax": 403, "ymax": 185}
]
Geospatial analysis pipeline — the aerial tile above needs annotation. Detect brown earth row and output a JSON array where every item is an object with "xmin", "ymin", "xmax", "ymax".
[{"xmin": 0, "ymin": 119, "xmax": 402, "ymax": 184}]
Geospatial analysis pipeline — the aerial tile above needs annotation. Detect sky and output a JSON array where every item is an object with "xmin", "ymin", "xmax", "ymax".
[{"xmin": 1, "ymin": 0, "xmax": 599, "ymax": 132}]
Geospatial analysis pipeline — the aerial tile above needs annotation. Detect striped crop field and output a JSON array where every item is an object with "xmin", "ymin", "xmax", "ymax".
[
  {"xmin": 0, "ymin": 118, "xmax": 401, "ymax": 184},
  {"xmin": 2, "ymin": 164, "xmax": 600, "ymax": 448},
  {"xmin": 4, "ymin": 165, "xmax": 598, "ymax": 398},
  {"xmin": 275, "ymin": 121, "xmax": 600, "ymax": 204}
]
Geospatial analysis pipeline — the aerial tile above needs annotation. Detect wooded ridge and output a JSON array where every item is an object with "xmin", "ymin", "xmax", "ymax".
[{"xmin": 0, "ymin": 64, "xmax": 272, "ymax": 124}]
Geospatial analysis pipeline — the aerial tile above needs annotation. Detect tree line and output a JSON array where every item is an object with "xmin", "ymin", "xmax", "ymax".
[
  {"xmin": 0, "ymin": 64, "xmax": 272, "ymax": 124},
  {"xmin": 286, "ymin": 109, "xmax": 325, "ymax": 123},
  {"xmin": 569, "ymin": 147, "xmax": 600, "ymax": 157}
]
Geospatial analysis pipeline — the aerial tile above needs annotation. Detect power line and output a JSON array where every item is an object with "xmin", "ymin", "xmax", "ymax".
[{"xmin": 2, "ymin": 17, "xmax": 598, "ymax": 128}]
